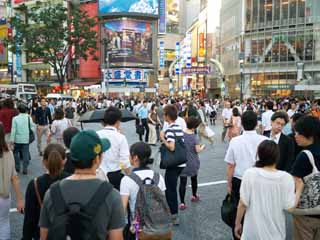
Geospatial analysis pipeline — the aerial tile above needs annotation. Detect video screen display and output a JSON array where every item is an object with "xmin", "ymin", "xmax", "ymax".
[
  {"xmin": 99, "ymin": 0, "xmax": 159, "ymax": 16},
  {"xmin": 103, "ymin": 19, "xmax": 154, "ymax": 65}
]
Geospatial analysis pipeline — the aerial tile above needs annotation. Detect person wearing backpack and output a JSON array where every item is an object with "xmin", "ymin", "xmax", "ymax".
[
  {"xmin": 22, "ymin": 144, "xmax": 69, "ymax": 240},
  {"xmin": 120, "ymin": 142, "xmax": 172, "ymax": 240},
  {"xmin": 291, "ymin": 116, "xmax": 320, "ymax": 240},
  {"xmin": 39, "ymin": 130, "xmax": 125, "ymax": 240}
]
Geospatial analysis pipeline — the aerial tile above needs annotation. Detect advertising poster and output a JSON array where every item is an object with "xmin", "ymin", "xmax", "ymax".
[
  {"xmin": 166, "ymin": 0, "xmax": 179, "ymax": 33},
  {"xmin": 99, "ymin": 0, "xmax": 159, "ymax": 16},
  {"xmin": 103, "ymin": 20, "xmax": 153, "ymax": 65},
  {"xmin": 0, "ymin": 24, "xmax": 7, "ymax": 64}
]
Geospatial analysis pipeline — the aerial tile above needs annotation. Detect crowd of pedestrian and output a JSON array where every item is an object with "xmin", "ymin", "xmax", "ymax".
[{"xmin": 0, "ymin": 94, "xmax": 319, "ymax": 240}]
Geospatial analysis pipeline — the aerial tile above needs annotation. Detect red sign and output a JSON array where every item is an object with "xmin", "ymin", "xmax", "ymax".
[{"xmin": 199, "ymin": 33, "xmax": 205, "ymax": 57}]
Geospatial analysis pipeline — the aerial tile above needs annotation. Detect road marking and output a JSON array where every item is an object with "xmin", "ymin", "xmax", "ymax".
[
  {"xmin": 189, "ymin": 180, "xmax": 227, "ymax": 188},
  {"xmin": 10, "ymin": 180, "xmax": 227, "ymax": 214},
  {"xmin": 10, "ymin": 208, "xmax": 18, "ymax": 213}
]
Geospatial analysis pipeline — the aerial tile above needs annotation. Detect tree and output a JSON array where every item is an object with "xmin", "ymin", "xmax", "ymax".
[{"xmin": 6, "ymin": 2, "xmax": 98, "ymax": 92}]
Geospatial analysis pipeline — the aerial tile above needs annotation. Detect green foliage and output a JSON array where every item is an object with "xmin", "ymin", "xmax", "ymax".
[{"xmin": 6, "ymin": 2, "xmax": 98, "ymax": 87}]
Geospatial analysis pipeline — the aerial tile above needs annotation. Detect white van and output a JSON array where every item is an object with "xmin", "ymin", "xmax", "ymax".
[
  {"xmin": 0, "ymin": 83, "xmax": 37, "ymax": 101},
  {"xmin": 46, "ymin": 93, "xmax": 74, "ymax": 102}
]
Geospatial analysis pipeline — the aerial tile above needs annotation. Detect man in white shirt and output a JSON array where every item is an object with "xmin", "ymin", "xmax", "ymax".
[
  {"xmin": 225, "ymin": 110, "xmax": 268, "ymax": 240},
  {"xmin": 261, "ymin": 101, "xmax": 274, "ymax": 136},
  {"xmin": 221, "ymin": 101, "xmax": 233, "ymax": 142},
  {"xmin": 97, "ymin": 107, "xmax": 131, "ymax": 190}
]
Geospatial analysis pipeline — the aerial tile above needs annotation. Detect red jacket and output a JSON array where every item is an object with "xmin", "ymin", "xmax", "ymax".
[{"xmin": 0, "ymin": 108, "xmax": 16, "ymax": 134}]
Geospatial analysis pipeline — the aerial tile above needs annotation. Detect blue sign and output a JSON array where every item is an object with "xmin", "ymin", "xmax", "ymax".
[
  {"xmin": 99, "ymin": 0, "xmax": 159, "ymax": 16},
  {"xmin": 158, "ymin": 0, "xmax": 166, "ymax": 34},
  {"xmin": 159, "ymin": 40, "xmax": 165, "ymax": 68},
  {"xmin": 175, "ymin": 42, "xmax": 180, "ymax": 60},
  {"xmin": 104, "ymin": 68, "xmax": 145, "ymax": 82}
]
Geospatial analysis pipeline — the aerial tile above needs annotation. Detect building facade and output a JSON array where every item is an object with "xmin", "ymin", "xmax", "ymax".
[{"xmin": 220, "ymin": 0, "xmax": 320, "ymax": 98}]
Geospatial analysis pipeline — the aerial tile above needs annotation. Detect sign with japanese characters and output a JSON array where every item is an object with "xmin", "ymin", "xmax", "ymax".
[
  {"xmin": 104, "ymin": 68, "xmax": 146, "ymax": 82},
  {"xmin": 181, "ymin": 66, "xmax": 211, "ymax": 75}
]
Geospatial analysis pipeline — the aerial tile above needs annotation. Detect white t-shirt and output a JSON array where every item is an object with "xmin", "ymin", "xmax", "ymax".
[
  {"xmin": 262, "ymin": 110, "xmax": 274, "ymax": 131},
  {"xmin": 51, "ymin": 118, "xmax": 72, "ymax": 140},
  {"xmin": 120, "ymin": 170, "xmax": 166, "ymax": 218},
  {"xmin": 240, "ymin": 168, "xmax": 295, "ymax": 240}
]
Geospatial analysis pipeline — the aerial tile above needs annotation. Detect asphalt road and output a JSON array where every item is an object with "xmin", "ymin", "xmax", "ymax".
[{"xmin": 10, "ymin": 120, "xmax": 293, "ymax": 240}]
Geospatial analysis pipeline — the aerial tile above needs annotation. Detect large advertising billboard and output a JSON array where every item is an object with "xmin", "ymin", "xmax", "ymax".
[
  {"xmin": 99, "ymin": 0, "xmax": 159, "ymax": 17},
  {"xmin": 0, "ymin": 24, "xmax": 7, "ymax": 65},
  {"xmin": 166, "ymin": 0, "xmax": 179, "ymax": 33},
  {"xmin": 103, "ymin": 19, "xmax": 154, "ymax": 65}
]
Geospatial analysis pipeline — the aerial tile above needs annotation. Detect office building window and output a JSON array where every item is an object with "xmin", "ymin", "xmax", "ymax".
[
  {"xmin": 266, "ymin": 0, "xmax": 272, "ymax": 23},
  {"xmin": 246, "ymin": 0, "xmax": 252, "ymax": 28},
  {"xmin": 289, "ymin": 0, "xmax": 297, "ymax": 19},
  {"xmin": 315, "ymin": 29, "xmax": 320, "ymax": 61},
  {"xmin": 296, "ymin": 31, "xmax": 304, "ymax": 61},
  {"xmin": 288, "ymin": 31, "xmax": 296, "ymax": 61},
  {"xmin": 297, "ymin": 0, "xmax": 305, "ymax": 18},
  {"xmin": 279, "ymin": 32, "xmax": 288, "ymax": 62},
  {"xmin": 274, "ymin": 0, "xmax": 281, "ymax": 22},
  {"xmin": 265, "ymin": 34, "xmax": 272, "ymax": 62},
  {"xmin": 282, "ymin": 0, "xmax": 289, "ymax": 22},
  {"xmin": 272, "ymin": 34, "xmax": 280, "ymax": 62},
  {"xmin": 259, "ymin": 0, "xmax": 265, "ymax": 24},
  {"xmin": 253, "ymin": 0, "xmax": 258, "ymax": 26},
  {"xmin": 305, "ymin": 30, "xmax": 314, "ymax": 61}
]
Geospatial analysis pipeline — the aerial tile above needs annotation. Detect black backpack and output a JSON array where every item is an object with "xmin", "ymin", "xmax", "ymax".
[{"xmin": 47, "ymin": 181, "xmax": 113, "ymax": 240}]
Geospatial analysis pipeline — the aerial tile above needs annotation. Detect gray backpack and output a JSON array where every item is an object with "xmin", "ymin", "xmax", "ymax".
[
  {"xmin": 129, "ymin": 172, "xmax": 172, "ymax": 238},
  {"xmin": 293, "ymin": 150, "xmax": 320, "ymax": 215}
]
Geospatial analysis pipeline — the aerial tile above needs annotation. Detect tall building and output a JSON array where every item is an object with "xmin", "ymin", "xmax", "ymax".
[{"xmin": 220, "ymin": 0, "xmax": 320, "ymax": 98}]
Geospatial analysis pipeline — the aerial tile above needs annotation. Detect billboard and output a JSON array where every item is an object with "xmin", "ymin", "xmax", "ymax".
[
  {"xmin": 103, "ymin": 19, "xmax": 153, "ymax": 65},
  {"xmin": 104, "ymin": 68, "xmax": 146, "ymax": 83},
  {"xmin": 166, "ymin": 0, "xmax": 179, "ymax": 33},
  {"xmin": 99, "ymin": 0, "xmax": 159, "ymax": 17}
]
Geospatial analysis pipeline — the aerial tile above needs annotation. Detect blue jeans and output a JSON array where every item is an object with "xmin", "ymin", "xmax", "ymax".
[{"xmin": 13, "ymin": 143, "xmax": 30, "ymax": 171}]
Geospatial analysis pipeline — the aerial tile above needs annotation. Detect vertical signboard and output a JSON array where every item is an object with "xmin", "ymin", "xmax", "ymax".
[
  {"xmin": 186, "ymin": 33, "xmax": 192, "ymax": 68},
  {"xmin": 0, "ymin": 23, "xmax": 7, "ymax": 64},
  {"xmin": 175, "ymin": 41, "xmax": 180, "ymax": 74},
  {"xmin": 159, "ymin": 0, "xmax": 166, "ymax": 34},
  {"xmin": 159, "ymin": 40, "xmax": 165, "ymax": 67},
  {"xmin": 199, "ymin": 32, "xmax": 205, "ymax": 57}
]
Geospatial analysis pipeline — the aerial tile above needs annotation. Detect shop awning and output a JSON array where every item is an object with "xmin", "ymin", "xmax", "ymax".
[
  {"xmin": 22, "ymin": 63, "xmax": 50, "ymax": 70},
  {"xmin": 70, "ymin": 81, "xmax": 100, "ymax": 87}
]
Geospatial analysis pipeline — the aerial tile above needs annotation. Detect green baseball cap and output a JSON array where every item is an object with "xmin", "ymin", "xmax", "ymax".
[{"xmin": 70, "ymin": 130, "xmax": 111, "ymax": 164}]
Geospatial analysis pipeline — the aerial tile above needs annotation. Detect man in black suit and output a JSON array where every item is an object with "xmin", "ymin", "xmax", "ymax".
[{"xmin": 268, "ymin": 111, "xmax": 295, "ymax": 172}]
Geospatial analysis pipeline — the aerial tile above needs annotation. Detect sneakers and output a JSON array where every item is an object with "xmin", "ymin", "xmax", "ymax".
[
  {"xmin": 179, "ymin": 203, "xmax": 187, "ymax": 210},
  {"xmin": 191, "ymin": 195, "xmax": 200, "ymax": 202},
  {"xmin": 171, "ymin": 214, "xmax": 180, "ymax": 226}
]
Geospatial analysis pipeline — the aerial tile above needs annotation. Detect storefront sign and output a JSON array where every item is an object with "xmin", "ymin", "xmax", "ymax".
[
  {"xmin": 104, "ymin": 68, "xmax": 145, "ymax": 82},
  {"xmin": 199, "ymin": 33, "xmax": 205, "ymax": 57},
  {"xmin": 185, "ymin": 33, "xmax": 192, "ymax": 68},
  {"xmin": 181, "ymin": 66, "xmax": 211, "ymax": 75},
  {"xmin": 265, "ymin": 84, "xmax": 294, "ymax": 90},
  {"xmin": 159, "ymin": 40, "xmax": 165, "ymax": 68}
]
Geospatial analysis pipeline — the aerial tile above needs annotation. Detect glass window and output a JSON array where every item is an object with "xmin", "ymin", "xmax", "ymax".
[
  {"xmin": 315, "ymin": 29, "xmax": 320, "ymax": 61},
  {"xmin": 282, "ymin": 0, "xmax": 289, "ymax": 21},
  {"xmin": 289, "ymin": 0, "xmax": 297, "ymax": 19},
  {"xmin": 279, "ymin": 32, "xmax": 288, "ymax": 62},
  {"xmin": 259, "ymin": 0, "xmax": 265, "ymax": 24},
  {"xmin": 246, "ymin": 0, "xmax": 252, "ymax": 28},
  {"xmin": 253, "ymin": 0, "xmax": 258, "ymax": 26},
  {"xmin": 265, "ymin": 34, "xmax": 272, "ymax": 62},
  {"xmin": 272, "ymin": 34, "xmax": 280, "ymax": 62},
  {"xmin": 251, "ymin": 39, "xmax": 258, "ymax": 63},
  {"xmin": 296, "ymin": 31, "xmax": 304, "ymax": 60},
  {"xmin": 297, "ymin": 0, "xmax": 305, "ymax": 18},
  {"xmin": 288, "ymin": 31, "xmax": 296, "ymax": 61},
  {"xmin": 274, "ymin": 0, "xmax": 281, "ymax": 22},
  {"xmin": 305, "ymin": 30, "xmax": 314, "ymax": 61},
  {"xmin": 266, "ymin": 0, "xmax": 272, "ymax": 23}
]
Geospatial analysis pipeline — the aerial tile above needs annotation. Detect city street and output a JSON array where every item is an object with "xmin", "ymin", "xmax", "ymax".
[{"xmin": 10, "ymin": 120, "xmax": 293, "ymax": 240}]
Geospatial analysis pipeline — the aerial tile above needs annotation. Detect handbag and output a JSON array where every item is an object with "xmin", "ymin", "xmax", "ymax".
[
  {"xmin": 136, "ymin": 124, "xmax": 145, "ymax": 135},
  {"xmin": 159, "ymin": 131, "xmax": 187, "ymax": 169},
  {"xmin": 291, "ymin": 150, "xmax": 320, "ymax": 215},
  {"xmin": 221, "ymin": 194, "xmax": 238, "ymax": 228},
  {"xmin": 28, "ymin": 116, "xmax": 35, "ymax": 144}
]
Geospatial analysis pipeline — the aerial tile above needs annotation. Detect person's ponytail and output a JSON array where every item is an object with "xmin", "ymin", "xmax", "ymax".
[{"xmin": 43, "ymin": 144, "xmax": 66, "ymax": 178}]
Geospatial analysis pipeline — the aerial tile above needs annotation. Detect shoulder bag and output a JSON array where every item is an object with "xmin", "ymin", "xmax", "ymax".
[
  {"xmin": 291, "ymin": 150, "xmax": 320, "ymax": 215},
  {"xmin": 160, "ymin": 130, "xmax": 187, "ymax": 169},
  {"xmin": 28, "ymin": 116, "xmax": 35, "ymax": 144}
]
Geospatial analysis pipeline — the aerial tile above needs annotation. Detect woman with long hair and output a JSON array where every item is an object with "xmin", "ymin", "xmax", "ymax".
[
  {"xmin": 0, "ymin": 123, "xmax": 24, "ymax": 239},
  {"xmin": 48, "ymin": 107, "xmax": 72, "ymax": 145},
  {"xmin": 235, "ymin": 140, "xmax": 295, "ymax": 239},
  {"xmin": 148, "ymin": 104, "xmax": 160, "ymax": 145},
  {"xmin": 227, "ymin": 107, "xmax": 242, "ymax": 140},
  {"xmin": 22, "ymin": 143, "xmax": 68, "ymax": 240}
]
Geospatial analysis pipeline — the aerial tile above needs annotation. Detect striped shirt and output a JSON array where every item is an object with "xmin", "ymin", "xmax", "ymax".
[{"xmin": 165, "ymin": 123, "xmax": 186, "ymax": 167}]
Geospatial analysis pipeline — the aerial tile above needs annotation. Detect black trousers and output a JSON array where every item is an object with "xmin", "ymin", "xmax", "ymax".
[
  {"xmin": 231, "ymin": 177, "xmax": 242, "ymax": 240},
  {"xmin": 107, "ymin": 170, "xmax": 124, "ymax": 191},
  {"xmin": 139, "ymin": 119, "xmax": 149, "ymax": 142},
  {"xmin": 179, "ymin": 175, "xmax": 198, "ymax": 204},
  {"xmin": 165, "ymin": 167, "xmax": 183, "ymax": 215}
]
